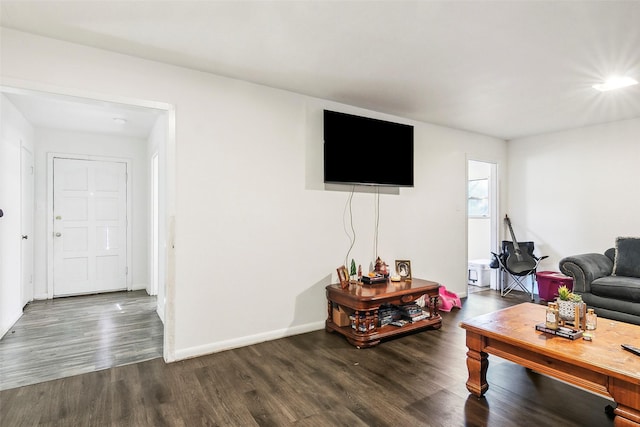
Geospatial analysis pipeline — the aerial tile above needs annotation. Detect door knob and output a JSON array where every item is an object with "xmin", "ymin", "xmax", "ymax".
[
  {"xmin": 55, "ymin": 232, "xmax": 62, "ymax": 237},
  {"xmin": 22, "ymin": 235, "xmax": 28, "ymax": 240}
]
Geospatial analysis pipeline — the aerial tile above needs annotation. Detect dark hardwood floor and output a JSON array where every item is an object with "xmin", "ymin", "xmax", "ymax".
[
  {"xmin": 0, "ymin": 290, "xmax": 163, "ymax": 391},
  {"xmin": 0, "ymin": 289, "xmax": 613, "ymax": 426}
]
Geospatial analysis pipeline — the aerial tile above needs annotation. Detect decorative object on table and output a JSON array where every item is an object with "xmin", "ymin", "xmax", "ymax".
[
  {"xmin": 556, "ymin": 285, "xmax": 586, "ymax": 329},
  {"xmin": 361, "ymin": 257, "xmax": 390, "ymax": 285},
  {"xmin": 586, "ymin": 308, "xmax": 597, "ymax": 330},
  {"xmin": 374, "ymin": 256, "xmax": 389, "ymax": 276},
  {"xmin": 545, "ymin": 301, "xmax": 559, "ymax": 330},
  {"xmin": 361, "ymin": 271, "xmax": 387, "ymax": 285},
  {"xmin": 336, "ymin": 265, "xmax": 349, "ymax": 289},
  {"xmin": 395, "ymin": 260, "xmax": 412, "ymax": 281},
  {"xmin": 350, "ymin": 259, "xmax": 357, "ymax": 279},
  {"xmin": 374, "ymin": 257, "xmax": 383, "ymax": 272}
]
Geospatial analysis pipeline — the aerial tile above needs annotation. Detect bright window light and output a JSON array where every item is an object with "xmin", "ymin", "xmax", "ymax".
[{"xmin": 593, "ymin": 76, "xmax": 638, "ymax": 92}]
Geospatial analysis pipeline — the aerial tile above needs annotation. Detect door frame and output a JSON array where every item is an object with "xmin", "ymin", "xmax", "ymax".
[
  {"xmin": 466, "ymin": 157, "xmax": 500, "ymax": 291},
  {"xmin": 150, "ymin": 151, "xmax": 159, "ymax": 297},
  {"xmin": 2, "ymin": 78, "xmax": 176, "ymax": 363},
  {"xmin": 21, "ymin": 145, "xmax": 34, "ymax": 306},
  {"xmin": 47, "ymin": 153, "xmax": 133, "ymax": 299}
]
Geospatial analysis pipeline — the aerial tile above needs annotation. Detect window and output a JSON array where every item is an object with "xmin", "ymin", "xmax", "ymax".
[{"xmin": 468, "ymin": 179, "xmax": 489, "ymax": 217}]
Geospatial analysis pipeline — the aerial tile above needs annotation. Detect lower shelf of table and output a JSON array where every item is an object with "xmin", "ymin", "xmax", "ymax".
[{"xmin": 325, "ymin": 314, "xmax": 442, "ymax": 348}]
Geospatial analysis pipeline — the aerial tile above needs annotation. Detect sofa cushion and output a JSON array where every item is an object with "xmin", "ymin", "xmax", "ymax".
[
  {"xmin": 591, "ymin": 276, "xmax": 640, "ymax": 303},
  {"xmin": 613, "ymin": 237, "xmax": 640, "ymax": 278}
]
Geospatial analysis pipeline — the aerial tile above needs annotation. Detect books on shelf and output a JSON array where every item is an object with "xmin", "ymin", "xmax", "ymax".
[
  {"xmin": 535, "ymin": 323, "xmax": 583, "ymax": 340},
  {"xmin": 399, "ymin": 302, "xmax": 429, "ymax": 323},
  {"xmin": 347, "ymin": 302, "xmax": 431, "ymax": 330},
  {"xmin": 405, "ymin": 312, "xmax": 429, "ymax": 323}
]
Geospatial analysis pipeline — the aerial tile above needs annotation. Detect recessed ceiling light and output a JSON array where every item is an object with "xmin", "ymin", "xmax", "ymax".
[
  {"xmin": 112, "ymin": 117, "xmax": 127, "ymax": 124},
  {"xmin": 592, "ymin": 76, "xmax": 638, "ymax": 92}
]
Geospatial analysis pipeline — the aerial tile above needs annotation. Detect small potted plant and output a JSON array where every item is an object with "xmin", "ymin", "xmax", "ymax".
[
  {"xmin": 350, "ymin": 259, "xmax": 358, "ymax": 283},
  {"xmin": 556, "ymin": 285, "xmax": 585, "ymax": 323}
]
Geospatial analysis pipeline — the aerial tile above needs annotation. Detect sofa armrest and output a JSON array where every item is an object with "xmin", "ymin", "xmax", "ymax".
[{"xmin": 559, "ymin": 253, "xmax": 613, "ymax": 293}]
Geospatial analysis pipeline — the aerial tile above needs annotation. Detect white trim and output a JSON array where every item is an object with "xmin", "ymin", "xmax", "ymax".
[
  {"xmin": 20, "ymin": 144, "xmax": 35, "ymax": 306},
  {"xmin": 150, "ymin": 152, "xmax": 159, "ymax": 297},
  {"xmin": 173, "ymin": 322, "xmax": 326, "ymax": 362},
  {"xmin": 0, "ymin": 310, "xmax": 23, "ymax": 340},
  {"xmin": 163, "ymin": 108, "xmax": 176, "ymax": 363},
  {"xmin": 0, "ymin": 79, "xmax": 172, "ymax": 112},
  {"xmin": 466, "ymin": 156, "xmax": 500, "ymax": 291},
  {"xmin": 47, "ymin": 153, "xmax": 133, "ymax": 296}
]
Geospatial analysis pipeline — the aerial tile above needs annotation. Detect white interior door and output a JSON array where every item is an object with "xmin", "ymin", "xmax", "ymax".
[
  {"xmin": 53, "ymin": 158, "xmax": 127, "ymax": 296},
  {"xmin": 21, "ymin": 146, "xmax": 34, "ymax": 306}
]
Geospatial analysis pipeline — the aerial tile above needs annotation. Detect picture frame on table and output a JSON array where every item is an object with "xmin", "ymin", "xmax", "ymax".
[
  {"xmin": 395, "ymin": 260, "xmax": 412, "ymax": 281},
  {"xmin": 337, "ymin": 265, "xmax": 350, "ymax": 289}
]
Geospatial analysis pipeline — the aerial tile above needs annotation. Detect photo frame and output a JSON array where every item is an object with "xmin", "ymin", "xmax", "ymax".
[
  {"xmin": 337, "ymin": 265, "xmax": 350, "ymax": 289},
  {"xmin": 395, "ymin": 260, "xmax": 412, "ymax": 281}
]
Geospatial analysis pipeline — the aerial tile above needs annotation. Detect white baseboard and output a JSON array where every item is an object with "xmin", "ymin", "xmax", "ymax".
[
  {"xmin": 0, "ymin": 309, "xmax": 23, "ymax": 340},
  {"xmin": 173, "ymin": 320, "xmax": 325, "ymax": 361},
  {"xmin": 34, "ymin": 293, "xmax": 49, "ymax": 300},
  {"xmin": 131, "ymin": 283, "xmax": 148, "ymax": 292}
]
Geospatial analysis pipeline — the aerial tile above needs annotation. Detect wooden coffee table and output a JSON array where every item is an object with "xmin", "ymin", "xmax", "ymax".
[{"xmin": 460, "ymin": 303, "xmax": 640, "ymax": 427}]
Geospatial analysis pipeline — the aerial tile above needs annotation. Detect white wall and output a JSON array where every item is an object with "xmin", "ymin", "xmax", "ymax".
[
  {"xmin": 1, "ymin": 28, "xmax": 507, "ymax": 360},
  {"xmin": 0, "ymin": 94, "xmax": 35, "ymax": 337},
  {"xmin": 32, "ymin": 128, "xmax": 149, "ymax": 298},
  {"xmin": 507, "ymin": 118, "xmax": 640, "ymax": 270}
]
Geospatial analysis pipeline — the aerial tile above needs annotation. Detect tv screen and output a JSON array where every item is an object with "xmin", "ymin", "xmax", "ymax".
[{"xmin": 323, "ymin": 110, "xmax": 414, "ymax": 187}]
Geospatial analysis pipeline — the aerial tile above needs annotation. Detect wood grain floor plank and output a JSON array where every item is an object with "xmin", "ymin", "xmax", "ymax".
[
  {"xmin": 0, "ymin": 290, "xmax": 163, "ymax": 391},
  {"xmin": 0, "ymin": 289, "xmax": 615, "ymax": 426}
]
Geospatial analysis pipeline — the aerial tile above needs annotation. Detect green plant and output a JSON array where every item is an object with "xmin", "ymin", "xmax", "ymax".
[
  {"xmin": 557, "ymin": 285, "xmax": 571, "ymax": 300},
  {"xmin": 557, "ymin": 285, "xmax": 582, "ymax": 302},
  {"xmin": 569, "ymin": 292, "xmax": 583, "ymax": 303}
]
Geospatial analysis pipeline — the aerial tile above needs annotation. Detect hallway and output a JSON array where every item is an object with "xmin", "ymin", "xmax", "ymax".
[{"xmin": 0, "ymin": 290, "xmax": 163, "ymax": 391}]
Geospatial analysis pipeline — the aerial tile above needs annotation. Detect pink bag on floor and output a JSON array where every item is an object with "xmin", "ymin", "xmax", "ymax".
[{"xmin": 438, "ymin": 286, "xmax": 462, "ymax": 312}]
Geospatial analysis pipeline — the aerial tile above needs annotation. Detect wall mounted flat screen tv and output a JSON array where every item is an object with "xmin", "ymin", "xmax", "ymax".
[{"xmin": 323, "ymin": 110, "xmax": 414, "ymax": 187}]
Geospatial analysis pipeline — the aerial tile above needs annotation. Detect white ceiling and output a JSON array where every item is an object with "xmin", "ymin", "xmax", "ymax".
[
  {"xmin": 1, "ymin": 1, "xmax": 639, "ymax": 140},
  {"xmin": 2, "ymin": 89, "xmax": 162, "ymax": 139}
]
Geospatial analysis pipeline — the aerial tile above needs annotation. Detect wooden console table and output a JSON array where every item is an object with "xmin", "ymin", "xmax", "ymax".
[{"xmin": 325, "ymin": 278, "xmax": 442, "ymax": 348}]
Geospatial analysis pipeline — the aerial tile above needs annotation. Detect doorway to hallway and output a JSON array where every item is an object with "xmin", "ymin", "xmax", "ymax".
[{"xmin": 467, "ymin": 160, "xmax": 498, "ymax": 295}]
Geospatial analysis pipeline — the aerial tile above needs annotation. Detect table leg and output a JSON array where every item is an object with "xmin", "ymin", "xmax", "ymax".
[
  {"xmin": 610, "ymin": 379, "xmax": 640, "ymax": 427},
  {"xmin": 465, "ymin": 331, "xmax": 489, "ymax": 397},
  {"xmin": 613, "ymin": 407, "xmax": 640, "ymax": 427}
]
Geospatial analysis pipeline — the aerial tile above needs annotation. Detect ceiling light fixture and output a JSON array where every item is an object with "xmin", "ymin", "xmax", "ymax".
[
  {"xmin": 592, "ymin": 76, "xmax": 638, "ymax": 92},
  {"xmin": 112, "ymin": 117, "xmax": 127, "ymax": 124}
]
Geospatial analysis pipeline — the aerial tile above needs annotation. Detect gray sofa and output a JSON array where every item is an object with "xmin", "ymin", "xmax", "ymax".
[{"xmin": 559, "ymin": 237, "xmax": 640, "ymax": 325}]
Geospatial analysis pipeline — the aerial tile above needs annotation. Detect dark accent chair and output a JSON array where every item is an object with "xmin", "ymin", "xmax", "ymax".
[
  {"xmin": 559, "ymin": 237, "xmax": 640, "ymax": 325},
  {"xmin": 492, "ymin": 241, "xmax": 547, "ymax": 301}
]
